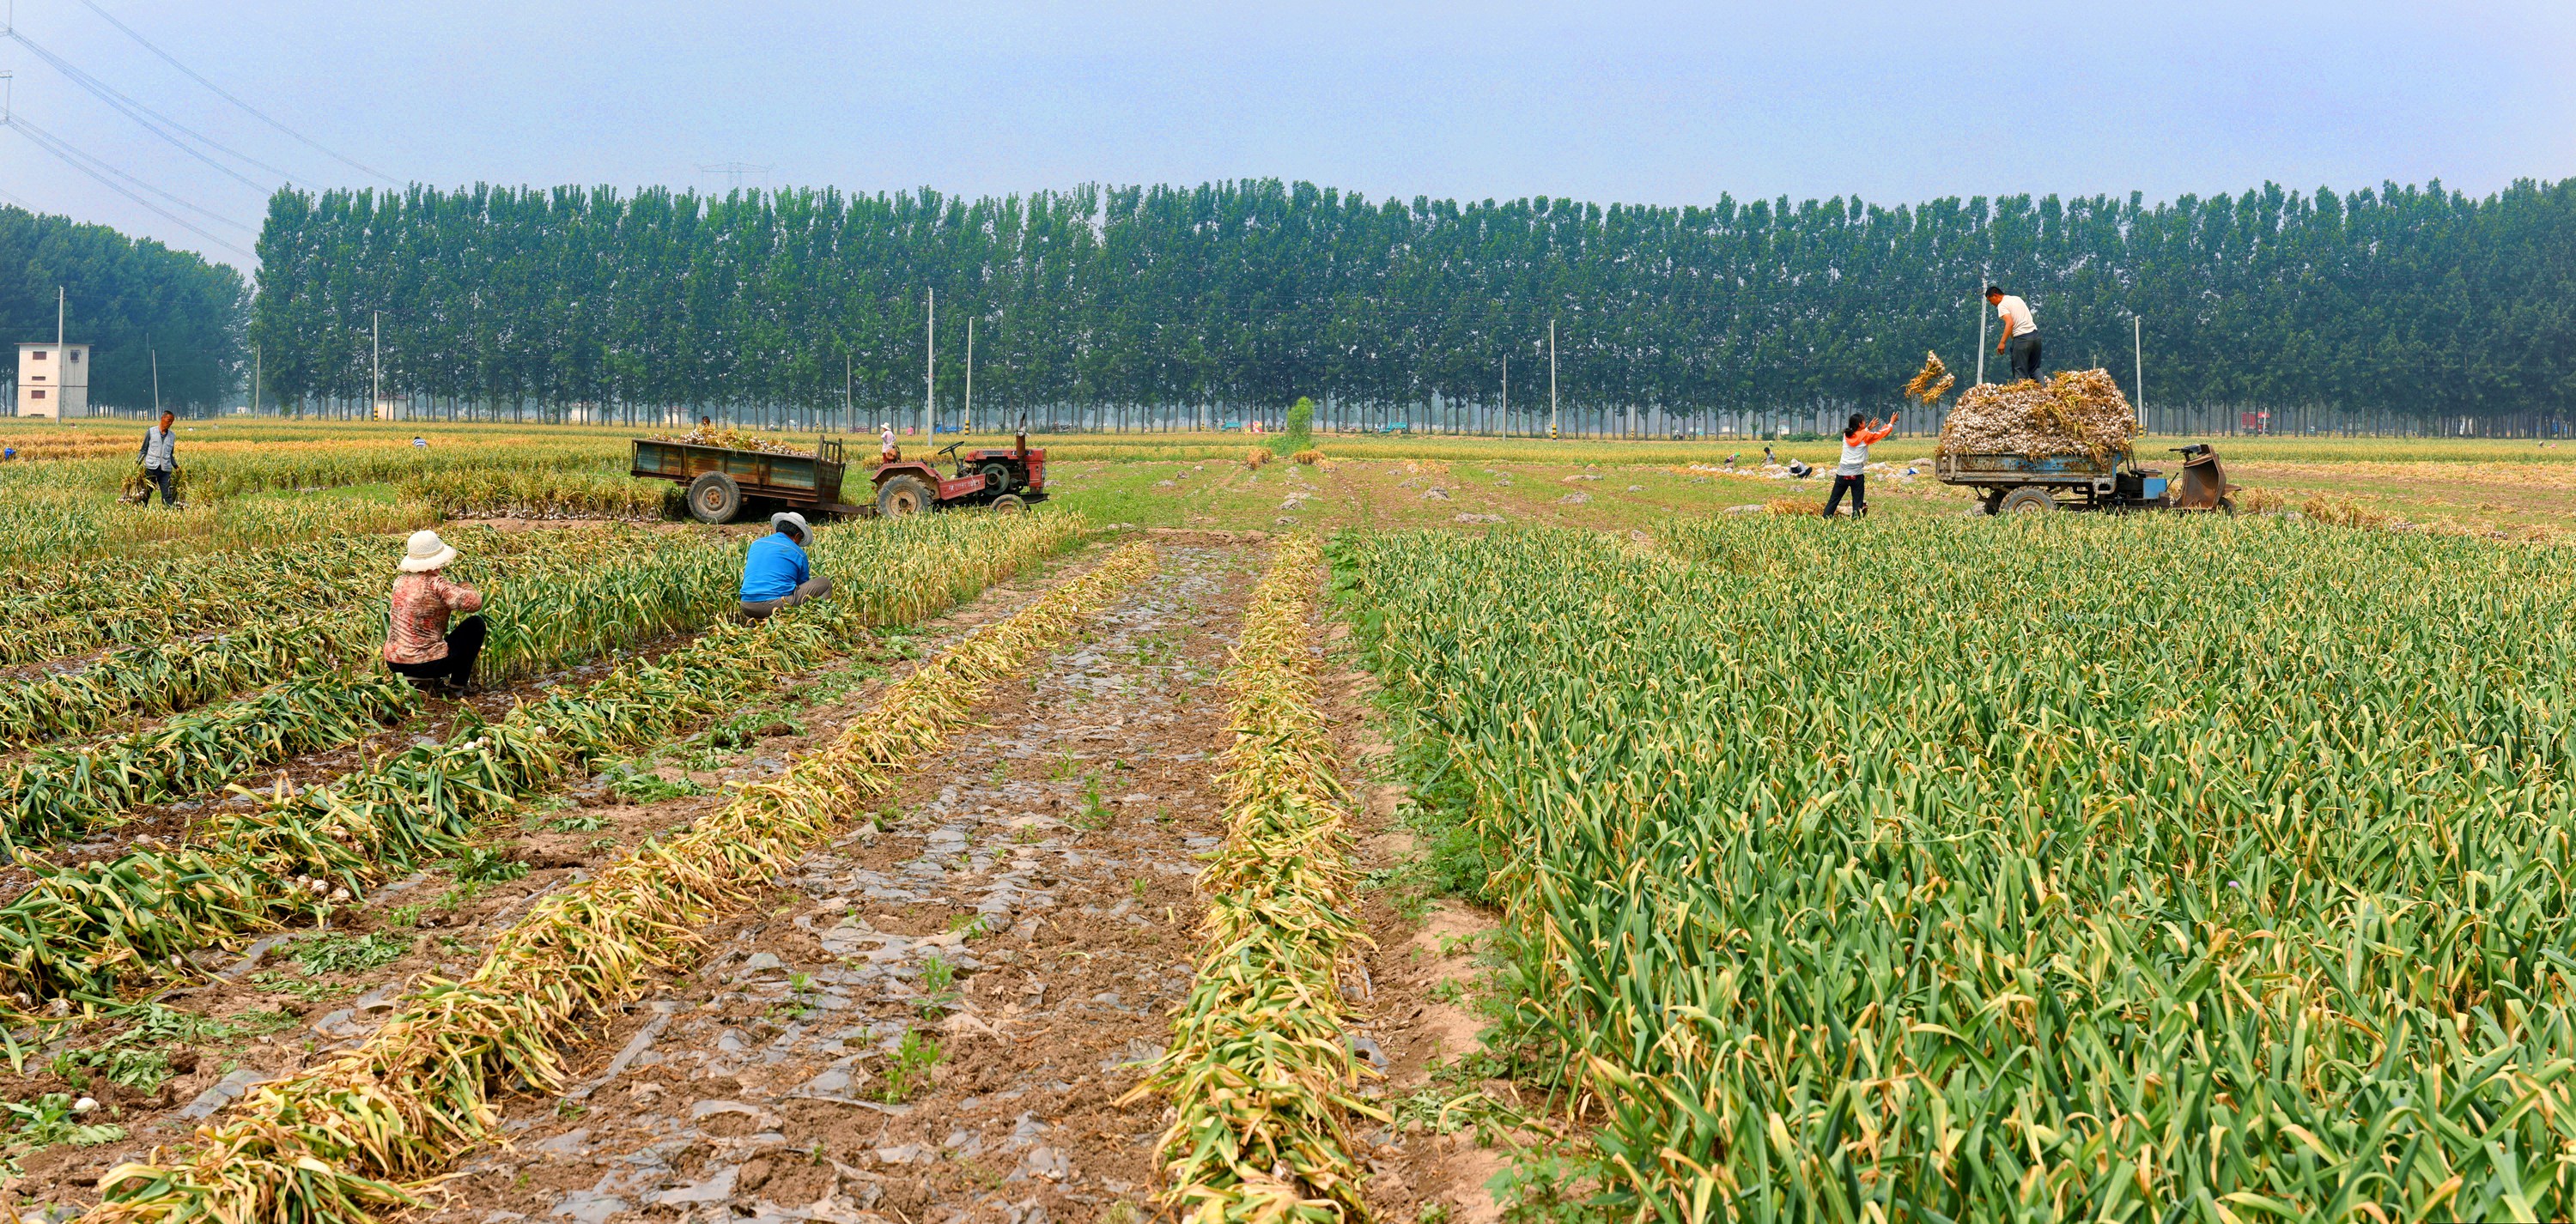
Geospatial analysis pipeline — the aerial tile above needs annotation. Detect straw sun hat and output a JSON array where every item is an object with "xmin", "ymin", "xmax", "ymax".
[{"xmin": 399, "ymin": 530, "xmax": 459, "ymax": 573}]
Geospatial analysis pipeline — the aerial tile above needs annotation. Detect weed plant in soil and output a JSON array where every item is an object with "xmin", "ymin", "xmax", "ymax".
[{"xmin": 1342, "ymin": 514, "xmax": 2576, "ymax": 1221}]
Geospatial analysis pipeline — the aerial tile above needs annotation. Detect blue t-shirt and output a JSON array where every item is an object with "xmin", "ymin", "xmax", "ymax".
[{"xmin": 740, "ymin": 533, "xmax": 811, "ymax": 601}]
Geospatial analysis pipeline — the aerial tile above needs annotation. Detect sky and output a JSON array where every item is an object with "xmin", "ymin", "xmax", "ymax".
[{"xmin": 3, "ymin": 0, "xmax": 2572, "ymax": 272}]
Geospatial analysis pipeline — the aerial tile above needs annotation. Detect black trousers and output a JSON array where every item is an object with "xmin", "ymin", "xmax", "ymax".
[
  {"xmin": 2008, "ymin": 333, "xmax": 2044, "ymax": 382},
  {"xmin": 144, "ymin": 467, "xmax": 177, "ymax": 506},
  {"xmin": 1823, "ymin": 473, "xmax": 1867, "ymax": 517},
  {"xmin": 388, "ymin": 615, "xmax": 487, "ymax": 688}
]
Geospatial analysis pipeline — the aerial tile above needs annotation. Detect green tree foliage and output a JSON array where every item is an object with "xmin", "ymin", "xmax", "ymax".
[
  {"xmin": 1283, "ymin": 396, "xmax": 1315, "ymax": 445},
  {"xmin": 249, "ymin": 179, "xmax": 2576, "ymax": 424},
  {"xmin": 0, "ymin": 205, "xmax": 249, "ymax": 412}
]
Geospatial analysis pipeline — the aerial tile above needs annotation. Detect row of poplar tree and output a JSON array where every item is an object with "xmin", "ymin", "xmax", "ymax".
[
  {"xmin": 0, "ymin": 206, "xmax": 248, "ymax": 411},
  {"xmin": 250, "ymin": 177, "xmax": 2573, "ymax": 425},
  {"xmin": 20, "ymin": 178, "xmax": 2575, "ymax": 421}
]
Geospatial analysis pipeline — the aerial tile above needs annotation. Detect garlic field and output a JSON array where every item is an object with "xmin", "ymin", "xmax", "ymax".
[
  {"xmin": 0, "ymin": 487, "xmax": 1095, "ymax": 1214},
  {"xmin": 1346, "ymin": 516, "xmax": 2576, "ymax": 1221}
]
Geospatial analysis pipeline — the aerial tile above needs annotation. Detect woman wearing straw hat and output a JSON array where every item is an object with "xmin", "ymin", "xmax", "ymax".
[{"xmin": 384, "ymin": 530, "xmax": 487, "ymax": 694}]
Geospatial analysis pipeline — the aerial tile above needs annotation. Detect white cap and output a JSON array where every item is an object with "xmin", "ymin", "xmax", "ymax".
[{"xmin": 399, "ymin": 530, "xmax": 458, "ymax": 573}]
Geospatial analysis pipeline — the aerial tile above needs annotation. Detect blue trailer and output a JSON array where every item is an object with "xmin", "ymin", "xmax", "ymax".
[{"xmin": 1935, "ymin": 445, "xmax": 2236, "ymax": 514}]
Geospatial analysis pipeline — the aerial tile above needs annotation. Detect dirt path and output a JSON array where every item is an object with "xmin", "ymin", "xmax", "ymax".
[
  {"xmin": 1328, "ymin": 630, "xmax": 1515, "ymax": 1223},
  {"xmin": 428, "ymin": 541, "xmax": 1261, "ymax": 1223}
]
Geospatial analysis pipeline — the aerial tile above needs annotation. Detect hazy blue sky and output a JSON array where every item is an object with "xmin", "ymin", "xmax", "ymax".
[{"xmin": 4, "ymin": 0, "xmax": 2572, "ymax": 270}]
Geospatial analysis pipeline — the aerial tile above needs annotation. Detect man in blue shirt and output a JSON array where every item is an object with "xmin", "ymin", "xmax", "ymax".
[{"xmin": 739, "ymin": 512, "xmax": 834, "ymax": 621}]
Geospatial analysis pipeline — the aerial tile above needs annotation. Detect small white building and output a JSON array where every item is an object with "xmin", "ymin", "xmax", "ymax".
[{"xmin": 15, "ymin": 342, "xmax": 90, "ymax": 418}]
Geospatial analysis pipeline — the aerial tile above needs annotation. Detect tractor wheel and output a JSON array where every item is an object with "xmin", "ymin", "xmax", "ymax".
[
  {"xmin": 685, "ymin": 471, "xmax": 743, "ymax": 524},
  {"xmin": 877, "ymin": 474, "xmax": 936, "ymax": 517},
  {"xmin": 1996, "ymin": 487, "xmax": 2058, "ymax": 514},
  {"xmin": 977, "ymin": 462, "xmax": 1016, "ymax": 494},
  {"xmin": 988, "ymin": 494, "xmax": 1028, "ymax": 515},
  {"xmin": 2217, "ymin": 495, "xmax": 2237, "ymax": 517}
]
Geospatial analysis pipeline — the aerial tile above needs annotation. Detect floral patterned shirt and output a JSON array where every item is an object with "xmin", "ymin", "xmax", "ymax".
[{"xmin": 384, "ymin": 571, "xmax": 483, "ymax": 664}]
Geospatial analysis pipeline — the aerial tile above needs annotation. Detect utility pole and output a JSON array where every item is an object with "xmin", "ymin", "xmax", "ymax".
[
  {"xmin": 922, "ymin": 288, "xmax": 934, "ymax": 442},
  {"xmin": 252, "ymin": 344, "xmax": 262, "ymax": 415},
  {"xmin": 1500, "ymin": 355, "xmax": 1507, "ymax": 439},
  {"xmin": 843, "ymin": 348, "xmax": 852, "ymax": 434},
  {"xmin": 963, "ymin": 318, "xmax": 974, "ymax": 434},
  {"xmin": 1547, "ymin": 319, "xmax": 1559, "ymax": 440},
  {"xmin": 55, "ymin": 286, "xmax": 64, "ymax": 345},
  {"xmin": 371, "ymin": 311, "xmax": 381, "ymax": 419},
  {"xmin": 2133, "ymin": 315, "xmax": 2145, "ymax": 429},
  {"xmin": 149, "ymin": 345, "xmax": 159, "ymax": 415}
]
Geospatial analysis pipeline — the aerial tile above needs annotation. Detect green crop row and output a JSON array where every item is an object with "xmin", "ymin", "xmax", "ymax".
[
  {"xmin": 0, "ymin": 672, "xmax": 417, "ymax": 850},
  {"xmin": 0, "ymin": 525, "xmax": 558, "ymax": 657},
  {"xmin": 1345, "ymin": 515, "xmax": 2576, "ymax": 1222},
  {"xmin": 399, "ymin": 466, "xmax": 674, "ymax": 520},
  {"xmin": 0, "ymin": 526, "xmax": 729, "ymax": 753},
  {"xmin": 0, "ymin": 528, "xmax": 741, "ymax": 850}
]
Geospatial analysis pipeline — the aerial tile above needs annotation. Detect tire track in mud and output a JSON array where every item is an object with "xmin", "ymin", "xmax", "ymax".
[{"xmin": 430, "ymin": 541, "xmax": 1261, "ymax": 1224}]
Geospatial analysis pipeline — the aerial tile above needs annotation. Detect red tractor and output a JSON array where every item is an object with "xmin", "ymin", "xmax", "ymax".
[{"xmin": 872, "ymin": 433, "xmax": 1049, "ymax": 516}]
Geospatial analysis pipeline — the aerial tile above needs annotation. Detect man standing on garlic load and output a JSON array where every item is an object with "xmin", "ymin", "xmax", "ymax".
[{"xmin": 1986, "ymin": 284, "xmax": 2042, "ymax": 383}]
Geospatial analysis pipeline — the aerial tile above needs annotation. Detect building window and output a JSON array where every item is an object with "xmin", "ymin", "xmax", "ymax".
[
  {"xmin": 29, "ymin": 390, "xmax": 45, "ymax": 400},
  {"xmin": 27, "ymin": 374, "xmax": 42, "ymax": 382},
  {"xmin": 66, "ymin": 351, "xmax": 79, "ymax": 363},
  {"xmin": 29, "ymin": 351, "xmax": 46, "ymax": 361}
]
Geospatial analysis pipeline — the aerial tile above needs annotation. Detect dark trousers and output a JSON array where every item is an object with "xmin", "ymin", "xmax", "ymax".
[
  {"xmin": 2008, "ymin": 333, "xmax": 2044, "ymax": 382},
  {"xmin": 143, "ymin": 467, "xmax": 177, "ymax": 506},
  {"xmin": 388, "ymin": 615, "xmax": 487, "ymax": 688},
  {"xmin": 1823, "ymin": 473, "xmax": 1867, "ymax": 518},
  {"xmin": 740, "ymin": 576, "xmax": 834, "ymax": 621}
]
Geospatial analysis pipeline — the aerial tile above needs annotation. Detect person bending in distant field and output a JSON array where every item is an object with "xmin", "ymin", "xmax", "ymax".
[
  {"xmin": 1823, "ymin": 410, "xmax": 1898, "ymax": 518},
  {"xmin": 740, "ymin": 512, "xmax": 834, "ymax": 621},
  {"xmin": 385, "ymin": 530, "xmax": 486, "ymax": 695},
  {"xmin": 137, "ymin": 411, "xmax": 179, "ymax": 506},
  {"xmin": 879, "ymin": 421, "xmax": 900, "ymax": 464},
  {"xmin": 1986, "ymin": 284, "xmax": 2042, "ymax": 382}
]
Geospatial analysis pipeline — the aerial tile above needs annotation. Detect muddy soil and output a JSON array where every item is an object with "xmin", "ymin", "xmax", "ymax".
[
  {"xmin": 1327, "ymin": 629, "xmax": 1516, "ymax": 1223},
  {"xmin": 0, "ymin": 550, "xmax": 1109, "ymax": 1215}
]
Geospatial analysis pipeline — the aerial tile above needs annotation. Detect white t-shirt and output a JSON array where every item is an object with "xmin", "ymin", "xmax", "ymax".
[{"xmin": 1995, "ymin": 294, "xmax": 2038, "ymax": 337}]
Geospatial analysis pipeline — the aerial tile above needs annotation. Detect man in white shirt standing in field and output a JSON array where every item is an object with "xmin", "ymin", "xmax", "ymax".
[{"xmin": 1985, "ymin": 285, "xmax": 2042, "ymax": 383}]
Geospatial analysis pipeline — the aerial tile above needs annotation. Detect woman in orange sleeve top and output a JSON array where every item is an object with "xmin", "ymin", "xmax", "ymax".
[{"xmin": 1823, "ymin": 411, "xmax": 1896, "ymax": 518}]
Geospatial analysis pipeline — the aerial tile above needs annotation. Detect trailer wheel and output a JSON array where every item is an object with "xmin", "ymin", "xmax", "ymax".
[
  {"xmin": 988, "ymin": 494, "xmax": 1027, "ymax": 515},
  {"xmin": 685, "ymin": 472, "xmax": 743, "ymax": 524},
  {"xmin": 1997, "ymin": 487, "xmax": 2058, "ymax": 514},
  {"xmin": 2217, "ymin": 495, "xmax": 2237, "ymax": 517},
  {"xmin": 877, "ymin": 474, "xmax": 936, "ymax": 517}
]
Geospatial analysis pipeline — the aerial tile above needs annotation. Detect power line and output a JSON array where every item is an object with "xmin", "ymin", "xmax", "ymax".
[
  {"xmin": 7, "ymin": 112, "xmax": 257, "ymax": 234},
  {"xmin": 4, "ymin": 27, "xmax": 292, "ymax": 191},
  {"xmin": 0, "ymin": 118, "xmax": 255, "ymax": 259},
  {"xmin": 74, "ymin": 0, "xmax": 397, "ymax": 186}
]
